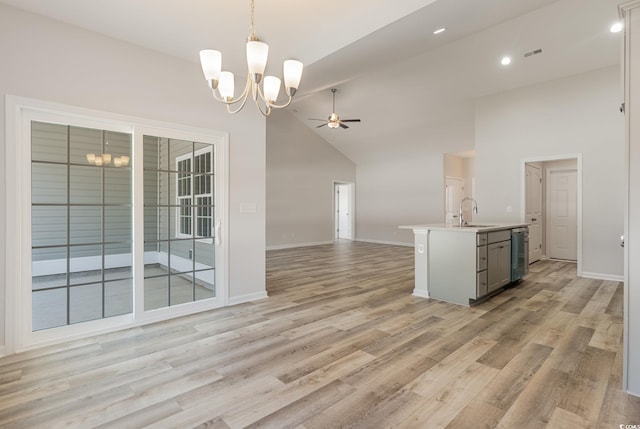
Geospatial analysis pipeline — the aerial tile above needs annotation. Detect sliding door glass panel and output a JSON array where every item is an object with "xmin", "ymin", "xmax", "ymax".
[
  {"xmin": 31, "ymin": 121, "xmax": 132, "ymax": 331},
  {"xmin": 143, "ymin": 135, "xmax": 216, "ymax": 310},
  {"xmin": 69, "ymin": 283, "xmax": 102, "ymax": 324},
  {"xmin": 32, "ymin": 288, "xmax": 67, "ymax": 331},
  {"xmin": 104, "ymin": 279, "xmax": 133, "ymax": 317}
]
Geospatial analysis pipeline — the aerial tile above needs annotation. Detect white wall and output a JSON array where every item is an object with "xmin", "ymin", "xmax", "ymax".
[
  {"xmin": 475, "ymin": 66, "xmax": 624, "ymax": 278},
  {"xmin": 356, "ymin": 116, "xmax": 475, "ymax": 245},
  {"xmin": 266, "ymin": 109, "xmax": 356, "ymax": 248},
  {"xmin": 0, "ymin": 4, "xmax": 267, "ymax": 349}
]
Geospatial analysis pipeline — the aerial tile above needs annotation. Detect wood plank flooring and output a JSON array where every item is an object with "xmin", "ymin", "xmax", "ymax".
[{"xmin": 0, "ymin": 240, "xmax": 639, "ymax": 428}]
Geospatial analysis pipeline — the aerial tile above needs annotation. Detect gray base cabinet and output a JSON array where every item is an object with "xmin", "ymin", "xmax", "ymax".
[{"xmin": 427, "ymin": 227, "xmax": 514, "ymax": 306}]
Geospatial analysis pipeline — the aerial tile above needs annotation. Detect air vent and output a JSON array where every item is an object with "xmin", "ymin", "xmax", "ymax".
[{"xmin": 524, "ymin": 48, "xmax": 543, "ymax": 58}]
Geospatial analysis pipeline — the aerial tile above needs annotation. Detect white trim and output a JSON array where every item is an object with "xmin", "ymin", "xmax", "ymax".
[
  {"xmin": 354, "ymin": 238, "xmax": 414, "ymax": 247},
  {"xmin": 332, "ymin": 181, "xmax": 356, "ymax": 242},
  {"xmin": 580, "ymin": 272, "xmax": 624, "ymax": 282},
  {"xmin": 228, "ymin": 291, "xmax": 269, "ymax": 305},
  {"xmin": 266, "ymin": 241, "xmax": 334, "ymax": 251},
  {"xmin": 520, "ymin": 154, "xmax": 583, "ymax": 276},
  {"xmin": 4, "ymin": 95, "xmax": 231, "ymax": 354},
  {"xmin": 0, "ymin": 346, "xmax": 6, "ymax": 358}
]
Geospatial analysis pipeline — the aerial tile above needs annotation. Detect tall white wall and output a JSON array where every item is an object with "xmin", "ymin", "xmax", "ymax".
[
  {"xmin": 356, "ymin": 116, "xmax": 475, "ymax": 245},
  {"xmin": 266, "ymin": 109, "xmax": 356, "ymax": 248},
  {"xmin": 475, "ymin": 66, "xmax": 624, "ymax": 278},
  {"xmin": 0, "ymin": 4, "xmax": 267, "ymax": 349}
]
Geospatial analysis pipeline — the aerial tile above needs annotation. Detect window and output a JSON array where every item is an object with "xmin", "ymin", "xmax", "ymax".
[{"xmin": 176, "ymin": 149, "xmax": 213, "ymax": 240}]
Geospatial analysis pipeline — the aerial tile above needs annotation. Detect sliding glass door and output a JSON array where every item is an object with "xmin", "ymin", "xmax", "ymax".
[{"xmin": 10, "ymin": 101, "xmax": 228, "ymax": 349}]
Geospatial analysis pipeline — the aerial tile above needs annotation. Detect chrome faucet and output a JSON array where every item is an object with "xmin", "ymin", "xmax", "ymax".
[{"xmin": 459, "ymin": 197, "xmax": 478, "ymax": 226}]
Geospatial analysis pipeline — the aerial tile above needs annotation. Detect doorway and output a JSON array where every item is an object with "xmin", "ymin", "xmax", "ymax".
[
  {"xmin": 522, "ymin": 155, "xmax": 582, "ymax": 272},
  {"xmin": 334, "ymin": 182, "xmax": 354, "ymax": 240},
  {"xmin": 444, "ymin": 177, "xmax": 465, "ymax": 225}
]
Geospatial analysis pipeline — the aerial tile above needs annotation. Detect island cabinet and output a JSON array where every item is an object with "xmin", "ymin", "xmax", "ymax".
[{"xmin": 426, "ymin": 228, "xmax": 513, "ymax": 306}]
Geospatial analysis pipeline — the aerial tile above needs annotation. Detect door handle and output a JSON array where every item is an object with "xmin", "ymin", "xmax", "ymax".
[
  {"xmin": 621, "ymin": 235, "xmax": 625, "ymax": 248},
  {"xmin": 531, "ymin": 217, "xmax": 537, "ymax": 222}
]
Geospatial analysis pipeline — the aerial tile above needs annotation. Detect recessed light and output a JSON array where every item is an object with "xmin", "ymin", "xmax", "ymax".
[
  {"xmin": 501, "ymin": 56, "xmax": 512, "ymax": 66},
  {"xmin": 610, "ymin": 22, "xmax": 623, "ymax": 33},
  {"xmin": 433, "ymin": 28, "xmax": 446, "ymax": 35}
]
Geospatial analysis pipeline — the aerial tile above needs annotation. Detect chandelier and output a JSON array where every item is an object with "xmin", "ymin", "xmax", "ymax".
[{"xmin": 199, "ymin": 0, "xmax": 304, "ymax": 116}]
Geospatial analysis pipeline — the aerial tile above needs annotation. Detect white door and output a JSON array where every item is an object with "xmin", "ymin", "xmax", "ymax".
[
  {"xmin": 546, "ymin": 169, "xmax": 578, "ymax": 260},
  {"xmin": 525, "ymin": 164, "xmax": 543, "ymax": 263},
  {"xmin": 445, "ymin": 177, "xmax": 464, "ymax": 225},
  {"xmin": 335, "ymin": 183, "xmax": 353, "ymax": 239}
]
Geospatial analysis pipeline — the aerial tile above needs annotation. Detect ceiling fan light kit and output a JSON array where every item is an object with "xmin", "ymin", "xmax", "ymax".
[
  {"xmin": 310, "ymin": 88, "xmax": 361, "ymax": 129},
  {"xmin": 199, "ymin": 0, "xmax": 303, "ymax": 116}
]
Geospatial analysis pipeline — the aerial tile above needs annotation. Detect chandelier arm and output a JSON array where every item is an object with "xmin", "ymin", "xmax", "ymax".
[
  {"xmin": 254, "ymin": 96, "xmax": 271, "ymax": 116},
  {"xmin": 223, "ymin": 75, "xmax": 252, "ymax": 113},
  {"xmin": 265, "ymin": 95, "xmax": 294, "ymax": 109},
  {"xmin": 226, "ymin": 91, "xmax": 250, "ymax": 114},
  {"xmin": 256, "ymin": 84, "xmax": 294, "ymax": 110}
]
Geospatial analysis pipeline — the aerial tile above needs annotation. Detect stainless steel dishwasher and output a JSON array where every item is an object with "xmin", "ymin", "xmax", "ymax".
[{"xmin": 511, "ymin": 227, "xmax": 529, "ymax": 282}]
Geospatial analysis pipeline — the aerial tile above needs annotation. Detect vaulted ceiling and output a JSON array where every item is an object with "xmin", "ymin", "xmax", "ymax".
[{"xmin": 0, "ymin": 0, "xmax": 623, "ymax": 163}]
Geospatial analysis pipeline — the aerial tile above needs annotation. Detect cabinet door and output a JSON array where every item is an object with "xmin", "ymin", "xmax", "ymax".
[
  {"xmin": 487, "ymin": 242, "xmax": 500, "ymax": 291},
  {"xmin": 488, "ymin": 240, "xmax": 512, "ymax": 292}
]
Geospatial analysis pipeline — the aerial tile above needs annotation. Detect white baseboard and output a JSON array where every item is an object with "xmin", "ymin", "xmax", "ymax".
[
  {"xmin": 412, "ymin": 289, "xmax": 430, "ymax": 299},
  {"xmin": 580, "ymin": 271, "xmax": 624, "ymax": 282},
  {"xmin": 266, "ymin": 241, "xmax": 333, "ymax": 251},
  {"xmin": 354, "ymin": 238, "xmax": 413, "ymax": 247},
  {"xmin": 0, "ymin": 345, "xmax": 5, "ymax": 358},
  {"xmin": 228, "ymin": 291, "xmax": 268, "ymax": 305}
]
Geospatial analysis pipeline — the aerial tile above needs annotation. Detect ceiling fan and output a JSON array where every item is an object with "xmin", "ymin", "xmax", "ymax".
[{"xmin": 309, "ymin": 88, "xmax": 361, "ymax": 129}]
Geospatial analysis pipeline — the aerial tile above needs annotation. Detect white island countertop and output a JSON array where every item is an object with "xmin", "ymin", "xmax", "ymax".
[{"xmin": 399, "ymin": 223, "xmax": 529, "ymax": 233}]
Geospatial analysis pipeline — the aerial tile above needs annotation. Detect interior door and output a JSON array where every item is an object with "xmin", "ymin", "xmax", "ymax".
[
  {"xmin": 335, "ymin": 183, "xmax": 352, "ymax": 239},
  {"xmin": 546, "ymin": 169, "xmax": 578, "ymax": 260},
  {"xmin": 445, "ymin": 177, "xmax": 464, "ymax": 225},
  {"xmin": 525, "ymin": 164, "xmax": 543, "ymax": 263}
]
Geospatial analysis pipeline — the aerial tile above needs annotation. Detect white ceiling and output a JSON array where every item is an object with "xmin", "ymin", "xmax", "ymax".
[{"xmin": 0, "ymin": 0, "xmax": 624, "ymax": 163}]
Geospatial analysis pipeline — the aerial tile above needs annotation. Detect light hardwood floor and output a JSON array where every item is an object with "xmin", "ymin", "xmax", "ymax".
[{"xmin": 0, "ymin": 241, "xmax": 638, "ymax": 428}]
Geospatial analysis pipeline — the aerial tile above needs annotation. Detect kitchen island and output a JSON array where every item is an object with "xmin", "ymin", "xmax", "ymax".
[{"xmin": 400, "ymin": 223, "xmax": 529, "ymax": 306}]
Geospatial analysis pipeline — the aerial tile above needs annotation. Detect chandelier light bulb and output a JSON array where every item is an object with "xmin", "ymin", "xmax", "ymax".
[
  {"xmin": 199, "ymin": 49, "xmax": 222, "ymax": 83},
  {"xmin": 120, "ymin": 156, "xmax": 130, "ymax": 166},
  {"xmin": 86, "ymin": 153, "xmax": 96, "ymax": 163},
  {"xmin": 263, "ymin": 76, "xmax": 281, "ymax": 103},
  {"xmin": 218, "ymin": 71, "xmax": 235, "ymax": 101},
  {"xmin": 246, "ymin": 41, "xmax": 269, "ymax": 82},
  {"xmin": 283, "ymin": 60, "xmax": 303, "ymax": 96}
]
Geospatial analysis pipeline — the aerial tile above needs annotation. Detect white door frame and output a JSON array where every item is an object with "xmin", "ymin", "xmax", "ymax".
[
  {"xmin": 333, "ymin": 181, "xmax": 355, "ymax": 241},
  {"xmin": 520, "ymin": 154, "xmax": 582, "ymax": 276}
]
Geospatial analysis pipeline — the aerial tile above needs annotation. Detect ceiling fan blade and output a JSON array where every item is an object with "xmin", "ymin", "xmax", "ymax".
[
  {"xmin": 316, "ymin": 123, "xmax": 328, "ymax": 128},
  {"xmin": 339, "ymin": 123, "xmax": 349, "ymax": 129},
  {"xmin": 341, "ymin": 119, "xmax": 361, "ymax": 123},
  {"xmin": 308, "ymin": 118, "xmax": 327, "ymax": 121}
]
